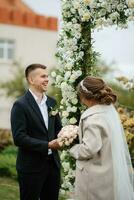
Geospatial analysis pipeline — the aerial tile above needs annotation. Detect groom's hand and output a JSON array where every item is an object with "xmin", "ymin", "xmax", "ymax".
[{"xmin": 48, "ymin": 139, "xmax": 61, "ymax": 150}]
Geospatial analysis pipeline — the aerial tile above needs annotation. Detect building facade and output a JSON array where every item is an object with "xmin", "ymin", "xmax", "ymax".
[{"xmin": 0, "ymin": 0, "xmax": 58, "ymax": 128}]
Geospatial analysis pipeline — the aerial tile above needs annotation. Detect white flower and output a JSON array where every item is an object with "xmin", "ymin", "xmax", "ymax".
[
  {"xmin": 62, "ymin": 161, "xmax": 70, "ymax": 172},
  {"xmin": 75, "ymin": 32, "xmax": 81, "ymax": 39},
  {"xmin": 56, "ymin": 75, "xmax": 62, "ymax": 83},
  {"xmin": 57, "ymin": 125, "xmax": 79, "ymax": 147},
  {"xmin": 83, "ymin": 0, "xmax": 92, "ymax": 5},
  {"xmin": 70, "ymin": 106, "xmax": 77, "ymax": 112},
  {"xmin": 67, "ymin": 106, "xmax": 72, "ymax": 112},
  {"xmin": 71, "ymin": 98, "xmax": 78, "ymax": 105},
  {"xmin": 60, "ymin": 150, "xmax": 67, "ymax": 160},
  {"xmin": 62, "ymin": 111, "xmax": 69, "ymax": 117},
  {"xmin": 51, "ymin": 71, "xmax": 57, "ymax": 78},
  {"xmin": 60, "ymin": 189, "xmax": 66, "ymax": 195},
  {"xmin": 75, "ymin": 70, "xmax": 82, "ymax": 77},
  {"xmin": 82, "ymin": 13, "xmax": 91, "ymax": 21},
  {"xmin": 58, "ymin": 141, "xmax": 64, "ymax": 147},
  {"xmin": 65, "ymin": 71, "xmax": 72, "ymax": 80},
  {"xmin": 53, "ymin": 0, "xmax": 133, "ymax": 194},
  {"xmin": 110, "ymin": 12, "xmax": 120, "ymax": 21},
  {"xmin": 62, "ymin": 117, "xmax": 68, "ymax": 126},
  {"xmin": 79, "ymin": 51, "xmax": 84, "ymax": 58},
  {"xmin": 69, "ymin": 117, "xmax": 77, "ymax": 124},
  {"xmin": 61, "ymin": 82, "xmax": 68, "ymax": 90},
  {"xmin": 65, "ymin": 140, "xmax": 70, "ymax": 146},
  {"xmin": 73, "ymin": 2, "xmax": 80, "ymax": 9},
  {"xmin": 65, "ymin": 63, "xmax": 73, "ymax": 70},
  {"xmin": 51, "ymin": 110, "xmax": 58, "ymax": 116}
]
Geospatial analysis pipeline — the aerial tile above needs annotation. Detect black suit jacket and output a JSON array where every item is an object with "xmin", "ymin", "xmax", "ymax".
[{"xmin": 10, "ymin": 90, "xmax": 62, "ymax": 173}]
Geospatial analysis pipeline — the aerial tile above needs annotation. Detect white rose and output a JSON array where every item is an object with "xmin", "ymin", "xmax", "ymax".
[
  {"xmin": 69, "ymin": 138, "xmax": 74, "ymax": 144},
  {"xmin": 71, "ymin": 106, "xmax": 77, "ymax": 112},
  {"xmin": 62, "ymin": 111, "xmax": 69, "ymax": 117},
  {"xmin": 69, "ymin": 117, "xmax": 77, "ymax": 124},
  {"xmin": 75, "ymin": 70, "xmax": 82, "ymax": 77},
  {"xmin": 62, "ymin": 162, "xmax": 70, "ymax": 172},
  {"xmin": 61, "ymin": 82, "xmax": 68, "ymax": 90},
  {"xmin": 58, "ymin": 141, "xmax": 64, "ymax": 147},
  {"xmin": 73, "ymin": 2, "xmax": 80, "ymax": 9},
  {"xmin": 65, "ymin": 71, "xmax": 71, "ymax": 80},
  {"xmin": 71, "ymin": 98, "xmax": 78, "ymax": 105},
  {"xmin": 60, "ymin": 150, "xmax": 67, "ymax": 160},
  {"xmin": 69, "ymin": 78, "xmax": 75, "ymax": 83},
  {"xmin": 56, "ymin": 75, "xmax": 62, "ymax": 83},
  {"xmin": 65, "ymin": 63, "xmax": 73, "ymax": 70},
  {"xmin": 82, "ymin": 13, "xmax": 91, "ymax": 21},
  {"xmin": 62, "ymin": 117, "xmax": 68, "ymax": 126},
  {"xmin": 65, "ymin": 140, "xmax": 70, "ymax": 146}
]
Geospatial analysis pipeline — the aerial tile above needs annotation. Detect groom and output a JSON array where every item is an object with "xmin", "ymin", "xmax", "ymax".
[{"xmin": 10, "ymin": 64, "xmax": 62, "ymax": 200}]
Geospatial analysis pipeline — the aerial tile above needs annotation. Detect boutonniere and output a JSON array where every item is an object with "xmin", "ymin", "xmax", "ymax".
[{"xmin": 48, "ymin": 105, "xmax": 59, "ymax": 116}]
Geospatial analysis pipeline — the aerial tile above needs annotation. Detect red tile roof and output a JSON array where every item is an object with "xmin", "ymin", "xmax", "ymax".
[
  {"xmin": 0, "ymin": 0, "xmax": 34, "ymax": 12},
  {"xmin": 0, "ymin": 0, "xmax": 58, "ymax": 31}
]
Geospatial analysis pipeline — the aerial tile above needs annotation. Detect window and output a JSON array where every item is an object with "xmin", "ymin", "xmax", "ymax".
[{"xmin": 0, "ymin": 39, "xmax": 15, "ymax": 61}]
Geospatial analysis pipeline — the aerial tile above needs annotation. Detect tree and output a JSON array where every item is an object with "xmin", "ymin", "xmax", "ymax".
[{"xmin": 0, "ymin": 62, "xmax": 26, "ymax": 99}]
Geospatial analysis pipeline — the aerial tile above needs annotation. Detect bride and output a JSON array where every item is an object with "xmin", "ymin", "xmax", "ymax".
[{"xmin": 70, "ymin": 76, "xmax": 134, "ymax": 200}]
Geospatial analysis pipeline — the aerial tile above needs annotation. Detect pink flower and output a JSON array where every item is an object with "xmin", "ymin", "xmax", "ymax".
[{"xmin": 57, "ymin": 125, "xmax": 79, "ymax": 147}]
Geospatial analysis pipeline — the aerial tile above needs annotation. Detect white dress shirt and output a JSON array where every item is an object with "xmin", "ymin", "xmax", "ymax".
[
  {"xmin": 29, "ymin": 89, "xmax": 52, "ymax": 155},
  {"xmin": 29, "ymin": 89, "xmax": 48, "ymax": 129}
]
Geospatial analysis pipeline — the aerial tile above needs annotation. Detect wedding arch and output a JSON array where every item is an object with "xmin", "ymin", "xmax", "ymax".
[{"xmin": 51, "ymin": 0, "xmax": 134, "ymax": 194}]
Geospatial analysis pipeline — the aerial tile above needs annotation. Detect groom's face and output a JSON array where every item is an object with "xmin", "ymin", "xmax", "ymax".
[{"xmin": 29, "ymin": 68, "xmax": 49, "ymax": 93}]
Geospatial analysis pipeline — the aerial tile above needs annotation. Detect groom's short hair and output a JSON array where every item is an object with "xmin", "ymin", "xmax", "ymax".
[{"xmin": 25, "ymin": 64, "xmax": 47, "ymax": 79}]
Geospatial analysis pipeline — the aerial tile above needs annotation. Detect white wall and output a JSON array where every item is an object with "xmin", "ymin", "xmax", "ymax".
[{"xmin": 0, "ymin": 24, "xmax": 58, "ymax": 128}]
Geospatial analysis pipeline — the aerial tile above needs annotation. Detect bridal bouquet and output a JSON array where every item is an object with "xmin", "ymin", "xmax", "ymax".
[{"xmin": 57, "ymin": 125, "xmax": 79, "ymax": 147}]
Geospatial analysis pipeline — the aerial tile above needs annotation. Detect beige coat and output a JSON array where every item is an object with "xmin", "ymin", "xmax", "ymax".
[{"xmin": 70, "ymin": 104, "xmax": 118, "ymax": 200}]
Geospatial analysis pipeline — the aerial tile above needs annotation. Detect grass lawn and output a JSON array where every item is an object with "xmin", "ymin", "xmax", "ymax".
[
  {"xmin": 0, "ymin": 177, "xmax": 19, "ymax": 200},
  {"xmin": 0, "ymin": 176, "xmax": 67, "ymax": 200}
]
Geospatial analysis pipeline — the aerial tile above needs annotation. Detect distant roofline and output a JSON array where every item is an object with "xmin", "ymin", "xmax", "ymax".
[{"xmin": 0, "ymin": 0, "xmax": 58, "ymax": 31}]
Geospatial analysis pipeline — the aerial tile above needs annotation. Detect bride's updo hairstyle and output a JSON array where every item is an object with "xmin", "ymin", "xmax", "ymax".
[{"xmin": 78, "ymin": 76, "xmax": 117, "ymax": 105}]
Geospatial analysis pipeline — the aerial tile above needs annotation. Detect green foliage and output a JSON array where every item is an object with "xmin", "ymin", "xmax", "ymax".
[
  {"xmin": 0, "ymin": 146, "xmax": 17, "ymax": 179},
  {"xmin": 96, "ymin": 60, "xmax": 134, "ymax": 108},
  {"xmin": 110, "ymin": 83, "xmax": 134, "ymax": 108},
  {"xmin": 0, "ymin": 177, "xmax": 19, "ymax": 200},
  {"xmin": 0, "ymin": 129, "xmax": 13, "ymax": 150},
  {"xmin": 0, "ymin": 62, "xmax": 27, "ymax": 99},
  {"xmin": 1, "ymin": 145, "xmax": 17, "ymax": 156},
  {"xmin": 118, "ymin": 107, "xmax": 134, "ymax": 167}
]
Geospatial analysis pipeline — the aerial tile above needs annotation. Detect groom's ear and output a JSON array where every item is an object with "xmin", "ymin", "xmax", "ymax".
[{"xmin": 27, "ymin": 73, "xmax": 35, "ymax": 85}]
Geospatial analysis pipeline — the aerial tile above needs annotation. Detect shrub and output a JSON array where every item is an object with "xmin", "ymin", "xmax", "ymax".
[
  {"xmin": 118, "ymin": 107, "xmax": 134, "ymax": 167},
  {"xmin": 0, "ymin": 129, "xmax": 13, "ymax": 150},
  {"xmin": 0, "ymin": 145, "xmax": 17, "ymax": 179}
]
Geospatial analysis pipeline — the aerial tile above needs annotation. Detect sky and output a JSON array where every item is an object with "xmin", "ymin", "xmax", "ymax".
[{"xmin": 23, "ymin": 0, "xmax": 134, "ymax": 78}]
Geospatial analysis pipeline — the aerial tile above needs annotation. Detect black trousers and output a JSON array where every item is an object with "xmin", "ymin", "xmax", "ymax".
[{"xmin": 17, "ymin": 156, "xmax": 61, "ymax": 200}]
